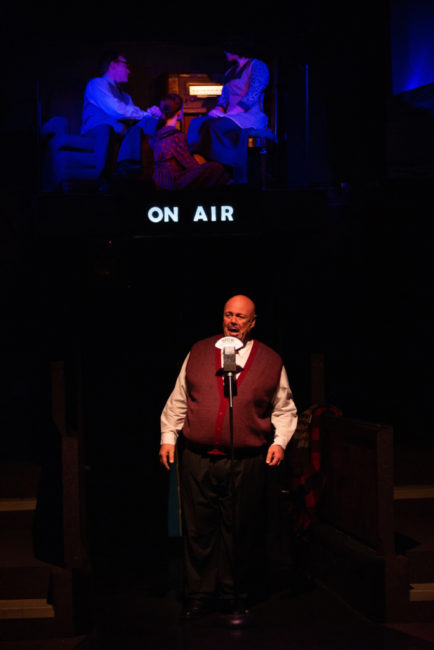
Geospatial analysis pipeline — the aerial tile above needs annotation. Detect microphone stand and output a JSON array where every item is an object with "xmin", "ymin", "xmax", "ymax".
[{"xmin": 219, "ymin": 353, "xmax": 251, "ymax": 628}]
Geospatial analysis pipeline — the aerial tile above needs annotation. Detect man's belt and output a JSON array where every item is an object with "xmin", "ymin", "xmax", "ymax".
[{"xmin": 182, "ymin": 439, "xmax": 267, "ymax": 460}]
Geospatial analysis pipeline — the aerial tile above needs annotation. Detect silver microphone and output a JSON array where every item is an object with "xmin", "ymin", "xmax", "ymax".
[
  {"xmin": 223, "ymin": 346, "xmax": 237, "ymax": 372},
  {"xmin": 215, "ymin": 336, "xmax": 243, "ymax": 373},
  {"xmin": 215, "ymin": 336, "xmax": 242, "ymax": 403}
]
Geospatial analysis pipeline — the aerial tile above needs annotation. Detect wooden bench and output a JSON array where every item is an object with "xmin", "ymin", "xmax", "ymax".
[
  {"xmin": 0, "ymin": 356, "xmax": 91, "ymax": 641},
  {"xmin": 300, "ymin": 413, "xmax": 414, "ymax": 622}
]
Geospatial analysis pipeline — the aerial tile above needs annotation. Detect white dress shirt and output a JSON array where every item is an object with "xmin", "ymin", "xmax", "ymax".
[
  {"xmin": 81, "ymin": 73, "xmax": 149, "ymax": 134},
  {"xmin": 160, "ymin": 339, "xmax": 298, "ymax": 449}
]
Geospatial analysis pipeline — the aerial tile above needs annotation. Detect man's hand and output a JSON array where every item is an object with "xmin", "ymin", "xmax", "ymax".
[
  {"xmin": 147, "ymin": 105, "xmax": 163, "ymax": 118},
  {"xmin": 208, "ymin": 106, "xmax": 225, "ymax": 118},
  {"xmin": 159, "ymin": 444, "xmax": 175, "ymax": 470},
  {"xmin": 266, "ymin": 444, "xmax": 284, "ymax": 466},
  {"xmin": 224, "ymin": 106, "xmax": 244, "ymax": 117}
]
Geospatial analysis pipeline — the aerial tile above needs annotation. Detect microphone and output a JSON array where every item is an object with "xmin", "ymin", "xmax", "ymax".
[
  {"xmin": 215, "ymin": 336, "xmax": 242, "ymax": 402},
  {"xmin": 223, "ymin": 345, "xmax": 237, "ymax": 373},
  {"xmin": 215, "ymin": 336, "xmax": 243, "ymax": 372}
]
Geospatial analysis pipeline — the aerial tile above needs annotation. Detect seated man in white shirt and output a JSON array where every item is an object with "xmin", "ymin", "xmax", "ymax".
[{"xmin": 81, "ymin": 50, "xmax": 162, "ymax": 180}]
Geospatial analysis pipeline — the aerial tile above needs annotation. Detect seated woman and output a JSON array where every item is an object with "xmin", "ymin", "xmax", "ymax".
[
  {"xmin": 150, "ymin": 94, "xmax": 230, "ymax": 190},
  {"xmin": 187, "ymin": 45, "xmax": 270, "ymax": 183}
]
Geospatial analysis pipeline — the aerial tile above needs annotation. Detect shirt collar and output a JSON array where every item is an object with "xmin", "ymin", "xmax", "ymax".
[
  {"xmin": 237, "ymin": 339, "xmax": 254, "ymax": 355},
  {"xmin": 103, "ymin": 73, "xmax": 121, "ymax": 88}
]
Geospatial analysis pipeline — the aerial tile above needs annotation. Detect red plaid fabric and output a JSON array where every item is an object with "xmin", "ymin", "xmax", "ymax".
[
  {"xmin": 288, "ymin": 404, "xmax": 342, "ymax": 532},
  {"xmin": 150, "ymin": 126, "xmax": 229, "ymax": 189},
  {"xmin": 151, "ymin": 126, "xmax": 198, "ymax": 188}
]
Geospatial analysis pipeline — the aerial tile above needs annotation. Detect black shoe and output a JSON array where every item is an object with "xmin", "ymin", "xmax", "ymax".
[
  {"xmin": 97, "ymin": 177, "xmax": 112, "ymax": 194},
  {"xmin": 182, "ymin": 598, "xmax": 214, "ymax": 620},
  {"xmin": 113, "ymin": 159, "xmax": 142, "ymax": 179}
]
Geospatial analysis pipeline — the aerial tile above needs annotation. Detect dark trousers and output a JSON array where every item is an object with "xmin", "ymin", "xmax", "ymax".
[
  {"xmin": 82, "ymin": 124, "xmax": 116, "ymax": 177},
  {"xmin": 116, "ymin": 115, "xmax": 159, "ymax": 162},
  {"xmin": 179, "ymin": 446, "xmax": 266, "ymax": 602},
  {"xmin": 187, "ymin": 116, "xmax": 248, "ymax": 182},
  {"xmin": 84, "ymin": 115, "xmax": 159, "ymax": 175}
]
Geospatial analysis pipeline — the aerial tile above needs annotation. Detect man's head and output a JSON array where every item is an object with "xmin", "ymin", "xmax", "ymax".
[
  {"xmin": 223, "ymin": 35, "xmax": 256, "ymax": 62},
  {"xmin": 99, "ymin": 51, "xmax": 130, "ymax": 83},
  {"xmin": 222, "ymin": 295, "xmax": 256, "ymax": 344}
]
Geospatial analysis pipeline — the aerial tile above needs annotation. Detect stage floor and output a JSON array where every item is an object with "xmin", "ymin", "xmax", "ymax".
[{"xmin": 2, "ymin": 543, "xmax": 433, "ymax": 650}]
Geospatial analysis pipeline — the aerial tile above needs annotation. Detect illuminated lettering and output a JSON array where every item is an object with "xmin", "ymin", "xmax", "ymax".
[
  {"xmin": 164, "ymin": 207, "xmax": 179, "ymax": 222},
  {"xmin": 193, "ymin": 206, "xmax": 208, "ymax": 222},
  {"xmin": 221, "ymin": 205, "xmax": 234, "ymax": 221},
  {"xmin": 193, "ymin": 205, "xmax": 234, "ymax": 222},
  {"xmin": 148, "ymin": 207, "xmax": 163, "ymax": 223},
  {"xmin": 147, "ymin": 206, "xmax": 179, "ymax": 223},
  {"xmin": 147, "ymin": 205, "xmax": 234, "ymax": 223}
]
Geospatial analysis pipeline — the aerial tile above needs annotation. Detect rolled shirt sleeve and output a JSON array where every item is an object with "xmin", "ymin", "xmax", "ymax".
[
  {"xmin": 160, "ymin": 354, "xmax": 190, "ymax": 446},
  {"xmin": 270, "ymin": 366, "xmax": 298, "ymax": 449}
]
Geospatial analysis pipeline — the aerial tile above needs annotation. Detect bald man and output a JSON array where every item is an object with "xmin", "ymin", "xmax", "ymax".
[{"xmin": 159, "ymin": 295, "xmax": 297, "ymax": 618}]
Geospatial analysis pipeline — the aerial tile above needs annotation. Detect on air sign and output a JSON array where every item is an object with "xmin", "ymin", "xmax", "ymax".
[{"xmin": 147, "ymin": 205, "xmax": 235, "ymax": 223}]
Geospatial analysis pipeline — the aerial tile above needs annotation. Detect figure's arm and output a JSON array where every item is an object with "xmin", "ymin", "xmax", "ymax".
[
  {"xmin": 208, "ymin": 105, "xmax": 226, "ymax": 117},
  {"xmin": 159, "ymin": 354, "xmax": 190, "ymax": 469},
  {"xmin": 147, "ymin": 105, "xmax": 163, "ymax": 118},
  {"xmin": 266, "ymin": 366, "xmax": 298, "ymax": 466},
  {"xmin": 238, "ymin": 60, "xmax": 269, "ymax": 110},
  {"xmin": 209, "ymin": 84, "xmax": 229, "ymax": 116},
  {"xmin": 225, "ymin": 60, "xmax": 269, "ymax": 117}
]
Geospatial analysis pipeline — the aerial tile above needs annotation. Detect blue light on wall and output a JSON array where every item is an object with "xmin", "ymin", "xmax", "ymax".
[{"xmin": 391, "ymin": 0, "xmax": 434, "ymax": 94}]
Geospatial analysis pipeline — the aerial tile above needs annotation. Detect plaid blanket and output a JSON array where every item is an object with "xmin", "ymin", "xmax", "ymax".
[{"xmin": 287, "ymin": 404, "xmax": 342, "ymax": 532}]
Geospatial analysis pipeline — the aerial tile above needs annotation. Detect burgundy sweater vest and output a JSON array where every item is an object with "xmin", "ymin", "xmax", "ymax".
[{"xmin": 182, "ymin": 335, "xmax": 283, "ymax": 450}]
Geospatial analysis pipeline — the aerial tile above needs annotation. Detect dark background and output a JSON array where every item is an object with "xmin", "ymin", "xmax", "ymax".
[{"xmin": 1, "ymin": 1, "xmax": 433, "ymax": 573}]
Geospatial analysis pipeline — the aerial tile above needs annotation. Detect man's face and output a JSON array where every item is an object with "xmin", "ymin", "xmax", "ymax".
[
  {"xmin": 222, "ymin": 296, "xmax": 256, "ymax": 344},
  {"xmin": 110, "ymin": 57, "xmax": 130, "ymax": 83}
]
